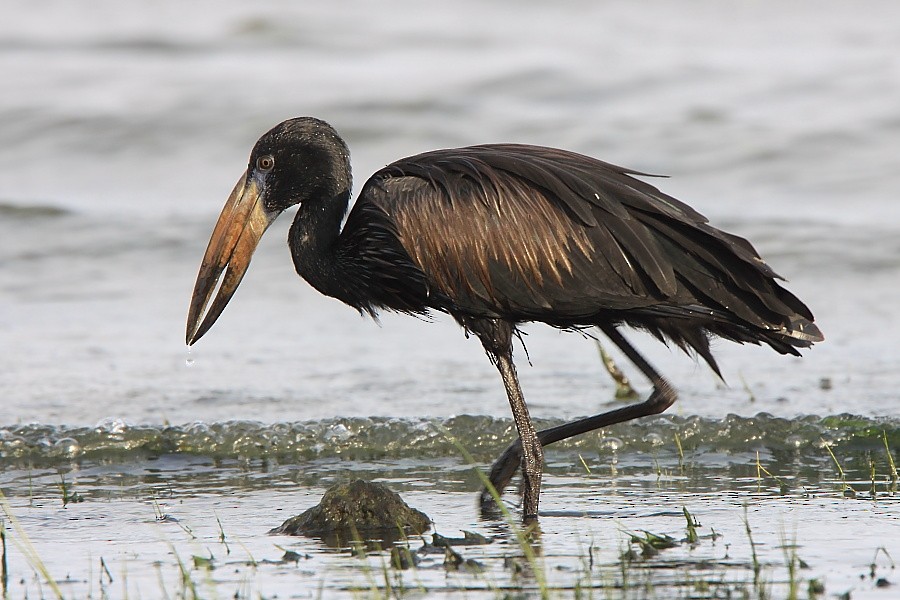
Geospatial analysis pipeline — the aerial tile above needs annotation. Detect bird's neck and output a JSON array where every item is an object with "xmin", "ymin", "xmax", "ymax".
[{"xmin": 288, "ymin": 190, "xmax": 359, "ymax": 306}]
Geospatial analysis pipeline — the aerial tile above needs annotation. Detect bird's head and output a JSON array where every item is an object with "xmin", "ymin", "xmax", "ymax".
[{"xmin": 185, "ymin": 117, "xmax": 350, "ymax": 345}]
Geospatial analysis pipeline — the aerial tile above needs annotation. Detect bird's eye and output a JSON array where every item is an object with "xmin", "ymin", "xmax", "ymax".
[{"xmin": 256, "ymin": 155, "xmax": 275, "ymax": 172}]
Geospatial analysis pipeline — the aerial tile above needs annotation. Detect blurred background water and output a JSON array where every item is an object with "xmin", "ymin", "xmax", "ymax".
[
  {"xmin": 2, "ymin": 0, "xmax": 899, "ymax": 430},
  {"xmin": 2, "ymin": 3, "xmax": 900, "ymax": 598}
]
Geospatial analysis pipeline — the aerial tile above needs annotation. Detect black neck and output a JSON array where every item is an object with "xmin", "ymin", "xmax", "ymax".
[
  {"xmin": 288, "ymin": 190, "xmax": 357, "ymax": 306},
  {"xmin": 289, "ymin": 184, "xmax": 434, "ymax": 318}
]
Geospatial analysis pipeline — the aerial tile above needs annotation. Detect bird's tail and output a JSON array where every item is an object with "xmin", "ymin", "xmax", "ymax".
[
  {"xmin": 783, "ymin": 316, "xmax": 824, "ymax": 344},
  {"xmin": 625, "ymin": 307, "xmax": 823, "ymax": 380}
]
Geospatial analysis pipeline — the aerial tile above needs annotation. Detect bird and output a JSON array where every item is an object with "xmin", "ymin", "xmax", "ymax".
[{"xmin": 186, "ymin": 117, "xmax": 823, "ymax": 521}]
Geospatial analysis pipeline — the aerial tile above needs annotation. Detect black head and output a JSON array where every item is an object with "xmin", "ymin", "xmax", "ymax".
[
  {"xmin": 185, "ymin": 117, "xmax": 351, "ymax": 345},
  {"xmin": 248, "ymin": 117, "xmax": 352, "ymax": 214}
]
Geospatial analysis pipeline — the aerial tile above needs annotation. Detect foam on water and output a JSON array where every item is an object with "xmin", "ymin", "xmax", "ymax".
[{"xmin": 2, "ymin": 414, "xmax": 898, "ymax": 468}]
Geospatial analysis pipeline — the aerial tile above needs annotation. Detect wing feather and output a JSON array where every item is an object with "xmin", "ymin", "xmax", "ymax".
[{"xmin": 350, "ymin": 143, "xmax": 819, "ymax": 348}]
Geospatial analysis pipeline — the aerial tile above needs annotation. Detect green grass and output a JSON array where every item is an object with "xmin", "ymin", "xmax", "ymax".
[
  {"xmin": 1, "ymin": 516, "xmax": 8, "ymax": 598},
  {"xmin": 822, "ymin": 440, "xmax": 857, "ymax": 497},
  {"xmin": 56, "ymin": 471, "xmax": 84, "ymax": 507},
  {"xmin": 884, "ymin": 430, "xmax": 898, "ymax": 494},
  {"xmin": 0, "ymin": 490, "xmax": 881, "ymax": 600},
  {"xmin": 439, "ymin": 424, "xmax": 551, "ymax": 599},
  {"xmin": 756, "ymin": 451, "xmax": 791, "ymax": 495},
  {"xmin": 682, "ymin": 507, "xmax": 700, "ymax": 545},
  {"xmin": 0, "ymin": 490, "xmax": 65, "ymax": 599},
  {"xmin": 595, "ymin": 340, "xmax": 639, "ymax": 401}
]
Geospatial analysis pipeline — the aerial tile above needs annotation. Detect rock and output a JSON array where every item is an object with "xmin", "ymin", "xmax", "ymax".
[{"xmin": 270, "ymin": 479, "xmax": 431, "ymax": 540}]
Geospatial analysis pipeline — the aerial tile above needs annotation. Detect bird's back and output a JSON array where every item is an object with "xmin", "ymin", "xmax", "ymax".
[{"xmin": 341, "ymin": 144, "xmax": 822, "ymax": 367}]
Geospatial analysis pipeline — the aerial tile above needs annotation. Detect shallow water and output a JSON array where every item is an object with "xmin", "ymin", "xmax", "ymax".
[
  {"xmin": 1, "ymin": 424, "xmax": 898, "ymax": 598},
  {"xmin": 2, "ymin": 0, "xmax": 900, "ymax": 597}
]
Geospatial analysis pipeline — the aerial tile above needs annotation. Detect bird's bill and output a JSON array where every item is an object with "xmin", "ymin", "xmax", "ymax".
[{"xmin": 186, "ymin": 170, "xmax": 275, "ymax": 345}]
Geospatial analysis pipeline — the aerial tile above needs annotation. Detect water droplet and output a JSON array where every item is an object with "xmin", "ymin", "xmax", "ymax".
[
  {"xmin": 185, "ymin": 348, "xmax": 195, "ymax": 367},
  {"xmin": 599, "ymin": 437, "xmax": 624, "ymax": 452},
  {"xmin": 53, "ymin": 437, "xmax": 81, "ymax": 458},
  {"xmin": 94, "ymin": 417, "xmax": 128, "ymax": 435},
  {"xmin": 324, "ymin": 423, "xmax": 352, "ymax": 442},
  {"xmin": 642, "ymin": 432, "xmax": 665, "ymax": 448},
  {"xmin": 786, "ymin": 434, "xmax": 804, "ymax": 449}
]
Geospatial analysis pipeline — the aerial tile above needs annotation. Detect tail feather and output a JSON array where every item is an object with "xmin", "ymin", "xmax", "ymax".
[
  {"xmin": 783, "ymin": 317, "xmax": 824, "ymax": 344},
  {"xmin": 620, "ymin": 306, "xmax": 821, "ymax": 379}
]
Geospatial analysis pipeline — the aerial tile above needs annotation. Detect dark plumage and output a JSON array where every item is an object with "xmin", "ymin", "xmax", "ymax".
[{"xmin": 187, "ymin": 117, "xmax": 822, "ymax": 520}]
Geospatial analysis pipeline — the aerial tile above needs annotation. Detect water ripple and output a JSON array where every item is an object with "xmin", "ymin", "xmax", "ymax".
[{"xmin": 1, "ymin": 413, "xmax": 896, "ymax": 468}]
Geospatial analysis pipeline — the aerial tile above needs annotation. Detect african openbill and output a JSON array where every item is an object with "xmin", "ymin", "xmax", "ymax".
[{"xmin": 186, "ymin": 117, "xmax": 822, "ymax": 520}]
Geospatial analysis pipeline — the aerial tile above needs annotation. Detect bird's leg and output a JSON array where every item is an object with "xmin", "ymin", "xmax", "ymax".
[
  {"xmin": 469, "ymin": 318, "xmax": 544, "ymax": 520},
  {"xmin": 480, "ymin": 324, "xmax": 677, "ymax": 507},
  {"xmin": 494, "ymin": 350, "xmax": 543, "ymax": 520}
]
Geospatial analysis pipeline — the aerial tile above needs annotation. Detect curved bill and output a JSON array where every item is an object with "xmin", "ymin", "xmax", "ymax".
[{"xmin": 186, "ymin": 170, "xmax": 275, "ymax": 345}]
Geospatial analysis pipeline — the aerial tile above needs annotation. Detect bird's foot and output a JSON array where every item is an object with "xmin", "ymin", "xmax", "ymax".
[{"xmin": 478, "ymin": 438, "xmax": 523, "ymax": 511}]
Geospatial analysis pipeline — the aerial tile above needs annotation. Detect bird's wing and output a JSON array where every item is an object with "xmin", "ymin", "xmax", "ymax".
[{"xmin": 353, "ymin": 144, "xmax": 814, "ymax": 335}]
